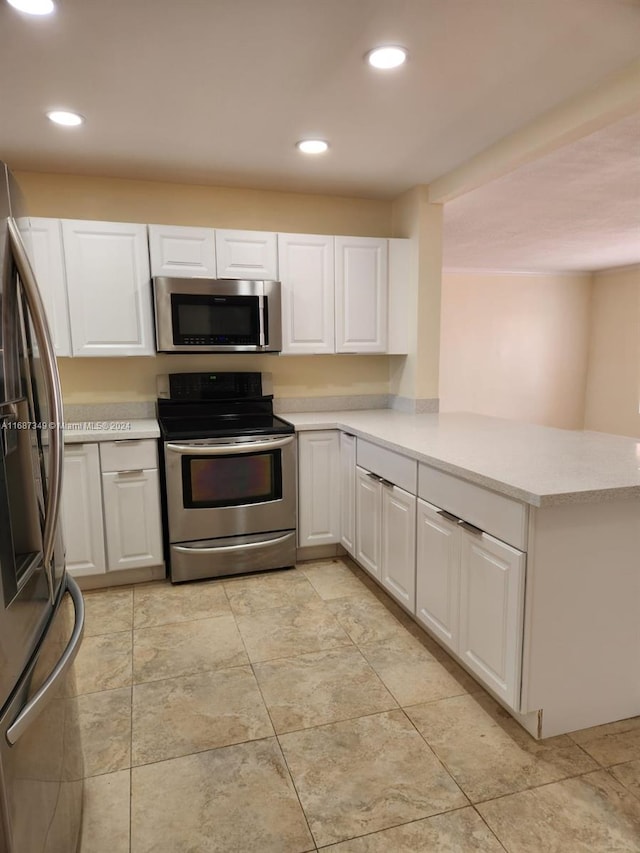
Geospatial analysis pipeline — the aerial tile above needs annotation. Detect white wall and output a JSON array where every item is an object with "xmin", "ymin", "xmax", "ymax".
[
  {"xmin": 583, "ymin": 265, "xmax": 640, "ymax": 438},
  {"xmin": 439, "ymin": 270, "xmax": 592, "ymax": 429}
]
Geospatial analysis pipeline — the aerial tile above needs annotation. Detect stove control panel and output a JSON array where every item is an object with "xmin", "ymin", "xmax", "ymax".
[{"xmin": 157, "ymin": 372, "xmax": 272, "ymax": 401}]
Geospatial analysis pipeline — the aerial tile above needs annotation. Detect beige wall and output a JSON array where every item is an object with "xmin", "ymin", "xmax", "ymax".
[
  {"xmin": 16, "ymin": 171, "xmax": 392, "ymax": 235},
  {"xmin": 439, "ymin": 270, "xmax": 592, "ymax": 429},
  {"xmin": 57, "ymin": 354, "xmax": 391, "ymax": 404},
  {"xmin": 583, "ymin": 265, "xmax": 640, "ymax": 438},
  {"xmin": 18, "ymin": 171, "xmax": 396, "ymax": 403}
]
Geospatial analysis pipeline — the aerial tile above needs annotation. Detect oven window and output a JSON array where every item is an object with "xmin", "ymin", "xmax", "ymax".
[
  {"xmin": 171, "ymin": 294, "xmax": 260, "ymax": 346},
  {"xmin": 183, "ymin": 450, "xmax": 282, "ymax": 508}
]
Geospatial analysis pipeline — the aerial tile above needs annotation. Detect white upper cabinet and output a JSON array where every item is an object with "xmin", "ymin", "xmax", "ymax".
[
  {"xmin": 29, "ymin": 218, "xmax": 72, "ymax": 357},
  {"xmin": 335, "ymin": 236, "xmax": 388, "ymax": 353},
  {"xmin": 278, "ymin": 233, "xmax": 335, "ymax": 354},
  {"xmin": 62, "ymin": 220, "xmax": 154, "ymax": 356},
  {"xmin": 215, "ymin": 229, "xmax": 278, "ymax": 279},
  {"xmin": 148, "ymin": 224, "xmax": 216, "ymax": 278}
]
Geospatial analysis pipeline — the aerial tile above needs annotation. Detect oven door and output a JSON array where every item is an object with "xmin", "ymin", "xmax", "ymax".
[{"xmin": 164, "ymin": 433, "xmax": 296, "ymax": 544}]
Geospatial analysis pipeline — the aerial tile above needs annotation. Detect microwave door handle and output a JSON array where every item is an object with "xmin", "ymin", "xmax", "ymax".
[
  {"xmin": 166, "ymin": 435, "xmax": 295, "ymax": 456},
  {"xmin": 258, "ymin": 293, "xmax": 266, "ymax": 348},
  {"xmin": 7, "ymin": 217, "xmax": 63, "ymax": 604},
  {"xmin": 6, "ymin": 576, "xmax": 85, "ymax": 746}
]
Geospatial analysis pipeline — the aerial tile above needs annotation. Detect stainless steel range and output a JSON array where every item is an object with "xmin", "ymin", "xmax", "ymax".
[{"xmin": 157, "ymin": 372, "xmax": 296, "ymax": 582}]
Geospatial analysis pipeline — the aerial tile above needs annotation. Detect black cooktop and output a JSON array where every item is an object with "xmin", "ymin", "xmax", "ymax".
[{"xmin": 156, "ymin": 372, "xmax": 294, "ymax": 441}]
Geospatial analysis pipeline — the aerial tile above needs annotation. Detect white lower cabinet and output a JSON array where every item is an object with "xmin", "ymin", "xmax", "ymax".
[
  {"xmin": 62, "ymin": 440, "xmax": 163, "ymax": 578},
  {"xmin": 380, "ymin": 483, "xmax": 416, "ymax": 611},
  {"xmin": 297, "ymin": 431, "xmax": 341, "ymax": 547},
  {"xmin": 355, "ymin": 463, "xmax": 416, "ymax": 608},
  {"xmin": 415, "ymin": 501, "xmax": 460, "ymax": 653},
  {"xmin": 458, "ymin": 529, "xmax": 525, "ymax": 710},
  {"xmin": 101, "ymin": 469, "xmax": 163, "ymax": 570},
  {"xmin": 355, "ymin": 466, "xmax": 382, "ymax": 578},
  {"xmin": 339, "ymin": 432, "xmax": 356, "ymax": 556},
  {"xmin": 416, "ymin": 497, "xmax": 526, "ymax": 710},
  {"xmin": 62, "ymin": 444, "xmax": 106, "ymax": 577}
]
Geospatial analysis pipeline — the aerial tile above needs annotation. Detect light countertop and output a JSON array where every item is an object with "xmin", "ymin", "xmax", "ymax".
[
  {"xmin": 283, "ymin": 410, "xmax": 640, "ymax": 507},
  {"xmin": 63, "ymin": 418, "xmax": 160, "ymax": 444}
]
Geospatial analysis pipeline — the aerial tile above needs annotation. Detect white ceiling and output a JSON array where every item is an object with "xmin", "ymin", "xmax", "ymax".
[
  {"xmin": 1, "ymin": 0, "xmax": 640, "ymax": 201},
  {"xmin": 443, "ymin": 111, "xmax": 640, "ymax": 272}
]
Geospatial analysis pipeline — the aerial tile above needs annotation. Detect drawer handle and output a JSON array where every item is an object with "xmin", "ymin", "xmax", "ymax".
[
  {"xmin": 459, "ymin": 520, "xmax": 484, "ymax": 536},
  {"xmin": 437, "ymin": 509, "xmax": 461, "ymax": 524},
  {"xmin": 379, "ymin": 478, "xmax": 394, "ymax": 488},
  {"xmin": 116, "ymin": 469, "xmax": 144, "ymax": 476},
  {"xmin": 112, "ymin": 439, "xmax": 140, "ymax": 445},
  {"xmin": 366, "ymin": 472, "xmax": 382, "ymax": 482}
]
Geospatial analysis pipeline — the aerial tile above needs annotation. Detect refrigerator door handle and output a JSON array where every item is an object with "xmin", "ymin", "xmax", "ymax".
[
  {"xmin": 6, "ymin": 576, "xmax": 84, "ymax": 746},
  {"xmin": 7, "ymin": 217, "xmax": 64, "ymax": 604}
]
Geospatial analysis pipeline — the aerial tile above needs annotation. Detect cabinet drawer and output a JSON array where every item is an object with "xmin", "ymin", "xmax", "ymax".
[
  {"xmin": 357, "ymin": 438, "xmax": 417, "ymax": 494},
  {"xmin": 99, "ymin": 439, "xmax": 158, "ymax": 473},
  {"xmin": 418, "ymin": 464, "xmax": 528, "ymax": 550}
]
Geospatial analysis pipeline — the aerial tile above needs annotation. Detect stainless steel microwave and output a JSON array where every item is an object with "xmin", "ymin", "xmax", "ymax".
[{"xmin": 153, "ymin": 277, "xmax": 282, "ymax": 353}]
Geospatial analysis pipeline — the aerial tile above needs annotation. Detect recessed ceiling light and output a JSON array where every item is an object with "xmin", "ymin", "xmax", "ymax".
[
  {"xmin": 46, "ymin": 110, "xmax": 85, "ymax": 127},
  {"xmin": 296, "ymin": 139, "xmax": 329, "ymax": 154},
  {"xmin": 366, "ymin": 45, "xmax": 408, "ymax": 69},
  {"xmin": 7, "ymin": 0, "xmax": 55, "ymax": 15}
]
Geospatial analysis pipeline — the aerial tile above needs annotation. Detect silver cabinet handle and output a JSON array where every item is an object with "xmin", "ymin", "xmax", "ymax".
[
  {"xmin": 6, "ymin": 576, "xmax": 85, "ymax": 746},
  {"xmin": 174, "ymin": 532, "xmax": 293, "ymax": 555},
  {"xmin": 379, "ymin": 478, "xmax": 394, "ymax": 488},
  {"xmin": 166, "ymin": 435, "xmax": 294, "ymax": 456},
  {"xmin": 459, "ymin": 520, "xmax": 484, "ymax": 536},
  {"xmin": 8, "ymin": 218, "xmax": 64, "ymax": 604},
  {"xmin": 436, "ymin": 508, "xmax": 461, "ymax": 524},
  {"xmin": 366, "ymin": 471, "xmax": 382, "ymax": 482},
  {"xmin": 116, "ymin": 469, "xmax": 144, "ymax": 476}
]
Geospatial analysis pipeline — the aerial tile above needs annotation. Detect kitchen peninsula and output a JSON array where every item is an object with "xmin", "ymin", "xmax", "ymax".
[{"xmin": 290, "ymin": 410, "xmax": 640, "ymax": 739}]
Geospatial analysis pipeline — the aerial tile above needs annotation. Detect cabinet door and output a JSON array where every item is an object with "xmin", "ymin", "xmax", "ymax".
[
  {"xmin": 458, "ymin": 530, "xmax": 525, "ymax": 710},
  {"xmin": 102, "ymin": 469, "xmax": 163, "ymax": 570},
  {"xmin": 62, "ymin": 220, "xmax": 154, "ymax": 356},
  {"xmin": 339, "ymin": 432, "xmax": 356, "ymax": 556},
  {"xmin": 415, "ymin": 499, "xmax": 460, "ymax": 653},
  {"xmin": 355, "ymin": 466, "xmax": 381, "ymax": 579},
  {"xmin": 215, "ymin": 229, "xmax": 278, "ymax": 279},
  {"xmin": 148, "ymin": 224, "xmax": 216, "ymax": 277},
  {"xmin": 381, "ymin": 485, "xmax": 416, "ymax": 612},
  {"xmin": 297, "ymin": 431, "xmax": 340, "ymax": 547},
  {"xmin": 29, "ymin": 218, "xmax": 72, "ymax": 357},
  {"xmin": 335, "ymin": 236, "xmax": 387, "ymax": 353},
  {"xmin": 62, "ymin": 444, "xmax": 106, "ymax": 577},
  {"xmin": 278, "ymin": 233, "xmax": 335, "ymax": 354}
]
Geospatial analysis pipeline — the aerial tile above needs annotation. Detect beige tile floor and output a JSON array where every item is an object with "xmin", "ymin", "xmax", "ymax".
[{"xmin": 76, "ymin": 557, "xmax": 640, "ymax": 853}]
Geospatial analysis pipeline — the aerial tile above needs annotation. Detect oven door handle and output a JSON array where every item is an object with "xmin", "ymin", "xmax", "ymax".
[
  {"xmin": 173, "ymin": 532, "xmax": 293, "ymax": 555},
  {"xmin": 165, "ymin": 435, "xmax": 295, "ymax": 455}
]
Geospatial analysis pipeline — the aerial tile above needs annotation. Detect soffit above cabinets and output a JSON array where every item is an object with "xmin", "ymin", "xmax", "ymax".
[{"xmin": 442, "ymin": 111, "xmax": 640, "ymax": 273}]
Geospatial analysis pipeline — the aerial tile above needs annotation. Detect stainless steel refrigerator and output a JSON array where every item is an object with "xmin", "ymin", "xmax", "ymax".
[{"xmin": 0, "ymin": 162, "xmax": 85, "ymax": 852}]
